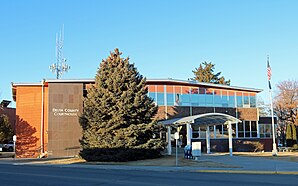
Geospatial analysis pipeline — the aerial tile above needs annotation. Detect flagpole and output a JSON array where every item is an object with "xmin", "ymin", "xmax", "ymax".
[
  {"xmin": 267, "ymin": 55, "xmax": 277, "ymax": 156},
  {"xmin": 269, "ymin": 88, "xmax": 278, "ymax": 156}
]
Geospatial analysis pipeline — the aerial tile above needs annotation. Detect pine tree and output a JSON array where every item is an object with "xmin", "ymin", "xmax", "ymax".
[
  {"xmin": 192, "ymin": 61, "xmax": 230, "ymax": 85},
  {"xmin": 0, "ymin": 114, "xmax": 13, "ymax": 143},
  {"xmin": 79, "ymin": 48, "xmax": 165, "ymax": 161}
]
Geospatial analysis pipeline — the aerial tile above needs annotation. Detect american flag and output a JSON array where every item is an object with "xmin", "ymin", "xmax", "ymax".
[
  {"xmin": 267, "ymin": 61, "xmax": 272, "ymax": 80},
  {"xmin": 267, "ymin": 56, "xmax": 272, "ymax": 89}
]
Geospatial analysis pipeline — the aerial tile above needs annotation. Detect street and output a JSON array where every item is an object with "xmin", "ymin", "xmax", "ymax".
[{"xmin": 0, "ymin": 164, "xmax": 297, "ymax": 186}]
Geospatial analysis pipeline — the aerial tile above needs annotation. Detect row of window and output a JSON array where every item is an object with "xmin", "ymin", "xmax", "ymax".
[
  {"xmin": 148, "ymin": 92, "xmax": 256, "ymax": 108},
  {"xmin": 191, "ymin": 122, "xmax": 274, "ymax": 139}
]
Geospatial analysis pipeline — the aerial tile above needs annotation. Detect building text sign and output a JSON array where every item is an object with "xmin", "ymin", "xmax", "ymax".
[{"xmin": 52, "ymin": 108, "xmax": 79, "ymax": 116}]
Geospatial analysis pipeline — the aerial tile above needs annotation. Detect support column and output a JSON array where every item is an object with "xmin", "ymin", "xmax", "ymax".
[
  {"xmin": 228, "ymin": 121, "xmax": 233, "ymax": 156},
  {"xmin": 167, "ymin": 126, "xmax": 172, "ymax": 155},
  {"xmin": 206, "ymin": 126, "xmax": 211, "ymax": 154},
  {"xmin": 186, "ymin": 123, "xmax": 192, "ymax": 145}
]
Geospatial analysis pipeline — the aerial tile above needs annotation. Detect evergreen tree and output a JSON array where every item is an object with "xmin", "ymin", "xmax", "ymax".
[
  {"xmin": 192, "ymin": 61, "xmax": 230, "ymax": 85},
  {"xmin": 0, "ymin": 114, "xmax": 13, "ymax": 143},
  {"xmin": 79, "ymin": 48, "xmax": 164, "ymax": 161}
]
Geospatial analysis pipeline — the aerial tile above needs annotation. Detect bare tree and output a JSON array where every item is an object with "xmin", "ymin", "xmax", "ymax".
[{"xmin": 274, "ymin": 80, "xmax": 298, "ymax": 146}]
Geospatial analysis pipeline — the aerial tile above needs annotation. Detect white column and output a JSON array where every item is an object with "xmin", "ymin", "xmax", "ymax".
[
  {"xmin": 186, "ymin": 123, "xmax": 192, "ymax": 145},
  {"xmin": 228, "ymin": 121, "xmax": 233, "ymax": 156},
  {"xmin": 206, "ymin": 126, "xmax": 211, "ymax": 154},
  {"xmin": 167, "ymin": 126, "xmax": 172, "ymax": 155}
]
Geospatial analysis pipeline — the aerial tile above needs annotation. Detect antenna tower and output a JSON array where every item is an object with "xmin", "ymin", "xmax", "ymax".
[{"xmin": 49, "ymin": 25, "xmax": 70, "ymax": 79}]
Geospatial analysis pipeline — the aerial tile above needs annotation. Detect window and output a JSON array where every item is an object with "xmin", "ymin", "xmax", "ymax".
[
  {"xmin": 190, "ymin": 88, "xmax": 199, "ymax": 106},
  {"xmin": 228, "ymin": 92, "xmax": 236, "ymax": 107},
  {"xmin": 157, "ymin": 93, "xmax": 164, "ymax": 105},
  {"xmin": 250, "ymin": 96, "xmax": 256, "ymax": 108},
  {"xmin": 251, "ymin": 121, "xmax": 257, "ymax": 137},
  {"xmin": 222, "ymin": 95, "xmax": 228, "ymax": 107},
  {"xmin": 243, "ymin": 96, "xmax": 249, "ymax": 105},
  {"xmin": 238, "ymin": 122, "xmax": 244, "ymax": 137},
  {"xmin": 214, "ymin": 95, "xmax": 222, "ymax": 107},
  {"xmin": 166, "ymin": 93, "xmax": 174, "ymax": 106},
  {"xmin": 149, "ymin": 92, "xmax": 156, "ymax": 102},
  {"xmin": 174, "ymin": 93, "xmax": 181, "ymax": 106},
  {"xmin": 237, "ymin": 95, "xmax": 243, "ymax": 108},
  {"xmin": 205, "ymin": 89, "xmax": 213, "ymax": 106},
  {"xmin": 181, "ymin": 93, "xmax": 190, "ymax": 106},
  {"xmin": 245, "ymin": 121, "xmax": 250, "ymax": 138},
  {"xmin": 215, "ymin": 125, "xmax": 223, "ymax": 138},
  {"xmin": 259, "ymin": 124, "xmax": 272, "ymax": 138}
]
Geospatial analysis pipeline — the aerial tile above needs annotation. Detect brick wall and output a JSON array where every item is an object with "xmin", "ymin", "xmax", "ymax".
[{"xmin": 15, "ymin": 85, "xmax": 48, "ymax": 158}]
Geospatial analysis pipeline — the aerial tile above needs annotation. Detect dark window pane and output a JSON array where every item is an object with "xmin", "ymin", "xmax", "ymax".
[{"xmin": 238, "ymin": 122, "xmax": 244, "ymax": 131}]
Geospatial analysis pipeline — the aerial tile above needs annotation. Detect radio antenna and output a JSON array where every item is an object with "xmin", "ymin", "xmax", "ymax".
[{"xmin": 49, "ymin": 24, "xmax": 70, "ymax": 79}]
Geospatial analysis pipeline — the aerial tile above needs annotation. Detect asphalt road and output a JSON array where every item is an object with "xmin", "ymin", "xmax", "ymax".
[{"xmin": 0, "ymin": 164, "xmax": 297, "ymax": 186}]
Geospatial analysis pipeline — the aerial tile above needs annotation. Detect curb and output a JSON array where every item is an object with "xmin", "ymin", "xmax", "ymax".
[{"xmin": 196, "ymin": 170, "xmax": 298, "ymax": 175}]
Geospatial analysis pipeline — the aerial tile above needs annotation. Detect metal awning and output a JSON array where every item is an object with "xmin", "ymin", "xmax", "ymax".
[{"xmin": 158, "ymin": 113, "xmax": 241, "ymax": 126}]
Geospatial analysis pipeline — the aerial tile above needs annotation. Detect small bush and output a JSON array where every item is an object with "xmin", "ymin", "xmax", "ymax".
[{"xmin": 292, "ymin": 144, "xmax": 298, "ymax": 151}]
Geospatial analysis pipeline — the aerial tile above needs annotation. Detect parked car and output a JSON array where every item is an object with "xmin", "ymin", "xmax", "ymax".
[{"xmin": 2, "ymin": 141, "xmax": 14, "ymax": 152}]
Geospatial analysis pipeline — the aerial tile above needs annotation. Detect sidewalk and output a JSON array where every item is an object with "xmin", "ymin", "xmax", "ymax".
[{"xmin": 1, "ymin": 152, "xmax": 298, "ymax": 174}]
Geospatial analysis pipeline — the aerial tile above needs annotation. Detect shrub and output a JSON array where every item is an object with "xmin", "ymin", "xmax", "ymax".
[
  {"xmin": 79, "ymin": 148, "xmax": 162, "ymax": 162},
  {"xmin": 233, "ymin": 140, "xmax": 264, "ymax": 152}
]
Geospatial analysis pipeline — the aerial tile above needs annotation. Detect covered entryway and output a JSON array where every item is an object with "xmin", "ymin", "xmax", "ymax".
[{"xmin": 158, "ymin": 113, "xmax": 241, "ymax": 156}]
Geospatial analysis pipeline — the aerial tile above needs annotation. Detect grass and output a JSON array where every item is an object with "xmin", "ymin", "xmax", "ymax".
[{"xmin": 234, "ymin": 152, "xmax": 298, "ymax": 162}]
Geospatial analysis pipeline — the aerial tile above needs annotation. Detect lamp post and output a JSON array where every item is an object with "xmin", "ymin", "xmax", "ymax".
[{"xmin": 13, "ymin": 135, "xmax": 16, "ymax": 159}]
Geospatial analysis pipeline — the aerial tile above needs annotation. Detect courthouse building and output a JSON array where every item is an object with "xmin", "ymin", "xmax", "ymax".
[{"xmin": 12, "ymin": 78, "xmax": 275, "ymax": 158}]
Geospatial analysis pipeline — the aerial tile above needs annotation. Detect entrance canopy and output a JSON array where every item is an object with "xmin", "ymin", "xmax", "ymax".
[{"xmin": 158, "ymin": 113, "xmax": 241, "ymax": 126}]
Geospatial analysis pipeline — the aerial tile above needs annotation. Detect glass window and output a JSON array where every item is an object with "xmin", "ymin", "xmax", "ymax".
[
  {"xmin": 245, "ymin": 121, "xmax": 250, "ymax": 138},
  {"xmin": 251, "ymin": 121, "xmax": 257, "ymax": 137},
  {"xmin": 149, "ymin": 92, "xmax": 156, "ymax": 102},
  {"xmin": 190, "ymin": 89, "xmax": 199, "ymax": 106},
  {"xmin": 191, "ymin": 97, "xmax": 200, "ymax": 106},
  {"xmin": 259, "ymin": 124, "xmax": 272, "ymax": 138},
  {"xmin": 215, "ymin": 125, "xmax": 223, "ymax": 138},
  {"xmin": 238, "ymin": 122, "xmax": 244, "ymax": 137},
  {"xmin": 228, "ymin": 95, "xmax": 235, "ymax": 108},
  {"xmin": 174, "ymin": 93, "xmax": 181, "ymax": 106},
  {"xmin": 232, "ymin": 124, "xmax": 237, "ymax": 138},
  {"xmin": 181, "ymin": 93, "xmax": 190, "ymax": 106},
  {"xmin": 250, "ymin": 96, "xmax": 256, "ymax": 108},
  {"xmin": 166, "ymin": 93, "xmax": 174, "ymax": 106},
  {"xmin": 157, "ymin": 93, "xmax": 164, "ymax": 105},
  {"xmin": 222, "ymin": 95, "xmax": 228, "ymax": 107},
  {"xmin": 244, "ymin": 96, "xmax": 249, "ymax": 105},
  {"xmin": 192, "ymin": 131, "xmax": 199, "ymax": 138},
  {"xmin": 199, "ymin": 127, "xmax": 206, "ymax": 138},
  {"xmin": 223, "ymin": 124, "xmax": 228, "ymax": 138},
  {"xmin": 205, "ymin": 90, "xmax": 213, "ymax": 107},
  {"xmin": 237, "ymin": 95, "xmax": 243, "ymax": 107},
  {"xmin": 214, "ymin": 95, "xmax": 222, "ymax": 107},
  {"xmin": 198, "ymin": 94, "xmax": 206, "ymax": 106}
]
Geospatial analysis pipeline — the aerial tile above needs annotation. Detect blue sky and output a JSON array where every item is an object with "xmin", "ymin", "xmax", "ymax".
[{"xmin": 1, "ymin": 0, "xmax": 297, "ymax": 106}]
